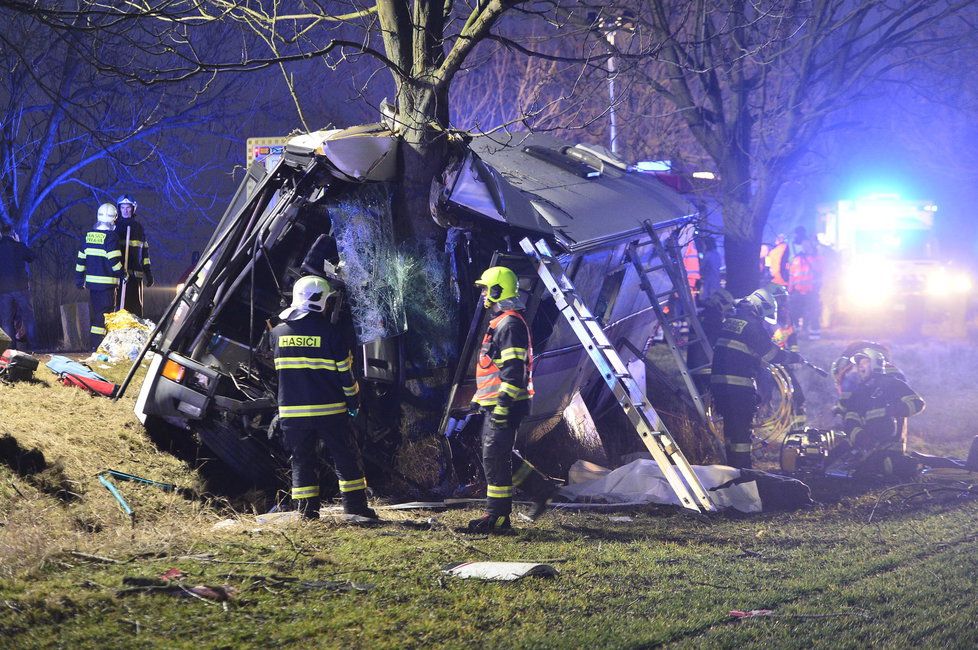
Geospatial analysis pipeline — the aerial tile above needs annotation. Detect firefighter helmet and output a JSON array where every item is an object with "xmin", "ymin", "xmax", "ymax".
[
  {"xmin": 850, "ymin": 347, "xmax": 885, "ymax": 374},
  {"xmin": 745, "ymin": 287, "xmax": 778, "ymax": 324},
  {"xmin": 475, "ymin": 266, "xmax": 519, "ymax": 308},
  {"xmin": 116, "ymin": 195, "xmax": 138, "ymax": 211},
  {"xmin": 279, "ymin": 275, "xmax": 335, "ymax": 320},
  {"xmin": 96, "ymin": 203, "xmax": 118, "ymax": 225}
]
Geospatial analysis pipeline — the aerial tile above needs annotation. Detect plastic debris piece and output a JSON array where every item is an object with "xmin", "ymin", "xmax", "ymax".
[
  {"xmin": 185, "ymin": 585, "xmax": 236, "ymax": 601},
  {"xmin": 300, "ymin": 580, "xmax": 376, "ymax": 593},
  {"xmin": 211, "ymin": 519, "xmax": 239, "ymax": 531},
  {"xmin": 441, "ymin": 562, "xmax": 559, "ymax": 581},
  {"xmin": 730, "ymin": 609, "xmax": 776, "ymax": 619},
  {"xmin": 159, "ymin": 568, "xmax": 184, "ymax": 581},
  {"xmin": 333, "ymin": 513, "xmax": 381, "ymax": 525},
  {"xmin": 376, "ymin": 501, "xmax": 452, "ymax": 511},
  {"xmin": 609, "ymin": 516, "xmax": 634, "ymax": 522},
  {"xmin": 255, "ymin": 511, "xmax": 304, "ymax": 525}
]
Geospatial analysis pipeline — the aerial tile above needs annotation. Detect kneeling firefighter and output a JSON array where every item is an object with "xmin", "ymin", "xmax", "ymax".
[
  {"xmin": 711, "ymin": 287, "xmax": 802, "ymax": 468},
  {"xmin": 833, "ymin": 347, "xmax": 925, "ymax": 477},
  {"xmin": 466, "ymin": 265, "xmax": 559, "ymax": 534},
  {"xmin": 270, "ymin": 275, "xmax": 376, "ymax": 520}
]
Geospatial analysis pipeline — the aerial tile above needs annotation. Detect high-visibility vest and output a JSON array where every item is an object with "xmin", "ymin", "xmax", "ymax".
[
  {"xmin": 683, "ymin": 242, "xmax": 701, "ymax": 288},
  {"xmin": 766, "ymin": 243, "xmax": 788, "ymax": 286},
  {"xmin": 473, "ymin": 310, "xmax": 534, "ymax": 406},
  {"xmin": 788, "ymin": 255, "xmax": 815, "ymax": 294}
]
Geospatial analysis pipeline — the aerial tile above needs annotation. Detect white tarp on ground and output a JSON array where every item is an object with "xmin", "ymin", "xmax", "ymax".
[{"xmin": 558, "ymin": 459, "xmax": 762, "ymax": 513}]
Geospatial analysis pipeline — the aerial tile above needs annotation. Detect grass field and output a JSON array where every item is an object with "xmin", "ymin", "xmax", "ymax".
[{"xmin": 2, "ymin": 336, "xmax": 977, "ymax": 648}]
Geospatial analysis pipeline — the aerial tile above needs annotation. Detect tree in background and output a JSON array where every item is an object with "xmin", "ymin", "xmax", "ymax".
[
  {"xmin": 611, "ymin": 0, "xmax": 976, "ymax": 294},
  {"xmin": 0, "ymin": 14, "xmax": 251, "ymax": 247}
]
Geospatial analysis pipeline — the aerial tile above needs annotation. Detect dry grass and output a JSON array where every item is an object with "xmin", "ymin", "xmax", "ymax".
[{"xmin": 0, "ymin": 358, "xmax": 214, "ymax": 579}]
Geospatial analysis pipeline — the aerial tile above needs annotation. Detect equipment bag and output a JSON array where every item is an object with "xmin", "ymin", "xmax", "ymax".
[
  {"xmin": 0, "ymin": 350, "xmax": 39, "ymax": 382},
  {"xmin": 45, "ymin": 355, "xmax": 118, "ymax": 397}
]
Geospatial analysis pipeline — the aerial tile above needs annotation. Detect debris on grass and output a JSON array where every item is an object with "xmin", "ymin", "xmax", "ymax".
[
  {"xmin": 441, "ymin": 561, "xmax": 559, "ymax": 581},
  {"xmin": 158, "ymin": 567, "xmax": 184, "ymax": 581},
  {"xmin": 730, "ymin": 609, "xmax": 775, "ymax": 619}
]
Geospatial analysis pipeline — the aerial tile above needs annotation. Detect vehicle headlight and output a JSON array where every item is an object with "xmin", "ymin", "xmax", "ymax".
[
  {"xmin": 844, "ymin": 262, "xmax": 894, "ymax": 307},
  {"xmin": 926, "ymin": 268, "xmax": 972, "ymax": 295}
]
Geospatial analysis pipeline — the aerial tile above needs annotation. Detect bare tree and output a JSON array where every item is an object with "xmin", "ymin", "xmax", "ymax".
[
  {"xmin": 609, "ymin": 0, "xmax": 976, "ymax": 294},
  {"xmin": 0, "ymin": 12, "xmax": 252, "ymax": 246}
]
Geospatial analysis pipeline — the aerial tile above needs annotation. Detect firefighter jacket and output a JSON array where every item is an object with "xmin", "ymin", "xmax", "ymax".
[
  {"xmin": 116, "ymin": 218, "xmax": 152, "ymax": 279},
  {"xmin": 271, "ymin": 312, "xmax": 359, "ymax": 431},
  {"xmin": 711, "ymin": 304, "xmax": 799, "ymax": 389},
  {"xmin": 843, "ymin": 373, "xmax": 924, "ymax": 449},
  {"xmin": 76, "ymin": 229, "xmax": 123, "ymax": 288},
  {"xmin": 473, "ymin": 308, "xmax": 533, "ymax": 414}
]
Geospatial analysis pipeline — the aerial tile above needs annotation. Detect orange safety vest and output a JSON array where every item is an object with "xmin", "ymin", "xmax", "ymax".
[
  {"xmin": 766, "ymin": 242, "xmax": 788, "ymax": 286},
  {"xmin": 473, "ymin": 310, "xmax": 534, "ymax": 406},
  {"xmin": 788, "ymin": 255, "xmax": 815, "ymax": 294},
  {"xmin": 683, "ymin": 241, "xmax": 701, "ymax": 289}
]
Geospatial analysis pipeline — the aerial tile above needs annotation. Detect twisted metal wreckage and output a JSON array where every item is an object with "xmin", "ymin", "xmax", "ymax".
[{"xmin": 121, "ymin": 125, "xmax": 730, "ymax": 508}]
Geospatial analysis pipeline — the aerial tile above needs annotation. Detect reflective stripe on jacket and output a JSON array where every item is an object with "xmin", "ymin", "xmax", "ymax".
[
  {"xmin": 711, "ymin": 305, "xmax": 795, "ymax": 386},
  {"xmin": 473, "ymin": 309, "xmax": 534, "ymax": 407},
  {"xmin": 271, "ymin": 313, "xmax": 359, "ymax": 429},
  {"xmin": 76, "ymin": 230, "xmax": 123, "ymax": 287}
]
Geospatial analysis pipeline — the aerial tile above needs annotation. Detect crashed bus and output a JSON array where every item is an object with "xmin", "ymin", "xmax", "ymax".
[{"xmin": 126, "ymin": 126, "xmax": 714, "ymax": 492}]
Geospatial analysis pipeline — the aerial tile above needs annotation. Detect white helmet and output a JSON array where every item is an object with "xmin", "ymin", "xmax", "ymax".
[
  {"xmin": 850, "ymin": 347, "xmax": 886, "ymax": 374},
  {"xmin": 279, "ymin": 275, "xmax": 335, "ymax": 320},
  {"xmin": 96, "ymin": 203, "xmax": 118, "ymax": 225},
  {"xmin": 745, "ymin": 287, "xmax": 778, "ymax": 325}
]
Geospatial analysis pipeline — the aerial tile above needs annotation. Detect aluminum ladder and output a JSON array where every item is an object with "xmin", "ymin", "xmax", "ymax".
[
  {"xmin": 624, "ymin": 220, "xmax": 713, "ymax": 422},
  {"xmin": 520, "ymin": 237, "xmax": 716, "ymax": 513}
]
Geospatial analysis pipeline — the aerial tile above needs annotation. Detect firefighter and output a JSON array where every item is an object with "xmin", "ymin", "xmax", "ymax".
[
  {"xmin": 115, "ymin": 195, "xmax": 153, "ymax": 316},
  {"xmin": 76, "ymin": 204, "xmax": 123, "ymax": 350},
  {"xmin": 831, "ymin": 341, "xmax": 906, "ymax": 414},
  {"xmin": 710, "ymin": 287, "xmax": 802, "ymax": 468},
  {"xmin": 689, "ymin": 288, "xmax": 734, "ymax": 394},
  {"xmin": 270, "ymin": 275, "xmax": 375, "ymax": 520},
  {"xmin": 466, "ymin": 265, "xmax": 558, "ymax": 534},
  {"xmin": 833, "ymin": 347, "xmax": 925, "ymax": 478}
]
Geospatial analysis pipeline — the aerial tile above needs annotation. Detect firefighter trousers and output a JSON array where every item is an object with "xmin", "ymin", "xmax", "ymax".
[
  {"xmin": 281, "ymin": 415, "xmax": 367, "ymax": 517},
  {"xmin": 712, "ymin": 384, "xmax": 758, "ymax": 469},
  {"xmin": 479, "ymin": 405, "xmax": 555, "ymax": 517},
  {"xmin": 89, "ymin": 288, "xmax": 117, "ymax": 350}
]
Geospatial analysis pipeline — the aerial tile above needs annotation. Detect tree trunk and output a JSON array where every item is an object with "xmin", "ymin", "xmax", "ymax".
[{"xmin": 392, "ymin": 86, "xmax": 447, "ymax": 244}]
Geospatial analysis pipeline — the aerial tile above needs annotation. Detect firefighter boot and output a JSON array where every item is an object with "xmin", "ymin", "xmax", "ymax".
[
  {"xmin": 341, "ymin": 489, "xmax": 378, "ymax": 519},
  {"xmin": 293, "ymin": 496, "xmax": 321, "ymax": 520},
  {"xmin": 464, "ymin": 513, "xmax": 513, "ymax": 534}
]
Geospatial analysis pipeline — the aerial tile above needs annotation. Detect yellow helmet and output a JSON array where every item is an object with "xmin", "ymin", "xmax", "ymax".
[{"xmin": 475, "ymin": 266, "xmax": 519, "ymax": 307}]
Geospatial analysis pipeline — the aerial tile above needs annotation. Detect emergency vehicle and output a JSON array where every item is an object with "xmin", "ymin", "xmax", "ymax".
[{"xmin": 818, "ymin": 194, "xmax": 974, "ymax": 337}]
